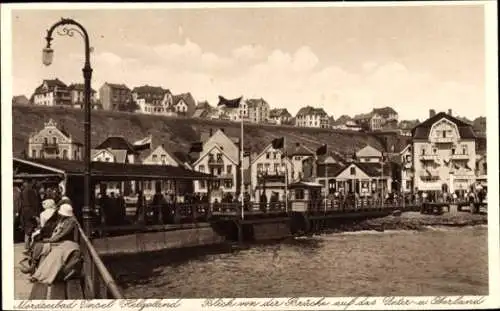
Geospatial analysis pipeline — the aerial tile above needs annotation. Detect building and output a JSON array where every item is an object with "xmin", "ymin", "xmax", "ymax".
[
  {"xmin": 31, "ymin": 79, "xmax": 71, "ymax": 107},
  {"xmin": 353, "ymin": 112, "xmax": 383, "ymax": 131},
  {"xmin": 269, "ymin": 108, "xmax": 292, "ymax": 125},
  {"xmin": 400, "ymin": 144, "xmax": 414, "ymax": 193},
  {"xmin": 172, "ymin": 93, "xmax": 197, "ymax": 117},
  {"xmin": 475, "ymin": 154, "xmax": 487, "ymax": 188},
  {"xmin": 399, "ymin": 120, "xmax": 420, "ymax": 136},
  {"xmin": 132, "ymin": 85, "xmax": 172, "ymax": 115},
  {"xmin": 99, "ymin": 82, "xmax": 132, "ymax": 111},
  {"xmin": 245, "ymin": 98, "xmax": 270, "ymax": 123},
  {"xmin": 295, "ymin": 106, "xmax": 329, "ymax": 128},
  {"xmin": 250, "ymin": 143, "xmax": 293, "ymax": 195},
  {"xmin": 92, "ymin": 136, "xmax": 140, "ymax": 195},
  {"xmin": 28, "ymin": 119, "xmax": 82, "ymax": 160},
  {"xmin": 331, "ymin": 115, "xmax": 362, "ymax": 131},
  {"xmin": 411, "ymin": 110, "xmax": 477, "ymax": 194},
  {"xmin": 217, "ymin": 96, "xmax": 244, "ymax": 121},
  {"xmin": 12, "ymin": 95, "xmax": 30, "ymax": 106},
  {"xmin": 373, "ymin": 107, "xmax": 398, "ymax": 123},
  {"xmin": 140, "ymin": 144, "xmax": 190, "ymax": 198},
  {"xmin": 285, "ymin": 143, "xmax": 316, "ymax": 181},
  {"xmin": 67, "ymin": 83, "xmax": 99, "ymax": 109}
]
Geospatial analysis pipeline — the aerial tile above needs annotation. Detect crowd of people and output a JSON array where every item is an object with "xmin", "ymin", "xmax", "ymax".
[{"xmin": 15, "ymin": 180, "xmax": 82, "ymax": 284}]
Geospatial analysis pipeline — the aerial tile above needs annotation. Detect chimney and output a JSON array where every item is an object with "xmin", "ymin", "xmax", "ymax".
[
  {"xmin": 429, "ymin": 109, "xmax": 436, "ymax": 118},
  {"xmin": 448, "ymin": 109, "xmax": 452, "ymax": 116}
]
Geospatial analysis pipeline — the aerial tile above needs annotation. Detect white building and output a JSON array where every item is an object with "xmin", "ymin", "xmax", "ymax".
[
  {"xmin": 28, "ymin": 119, "xmax": 82, "ymax": 160},
  {"xmin": 411, "ymin": 110, "xmax": 477, "ymax": 194},
  {"xmin": 31, "ymin": 79, "xmax": 71, "ymax": 107},
  {"xmin": 295, "ymin": 106, "xmax": 329, "ymax": 128}
]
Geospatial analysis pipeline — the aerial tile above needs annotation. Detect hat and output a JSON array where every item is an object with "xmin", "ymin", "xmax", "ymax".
[
  {"xmin": 42, "ymin": 199, "xmax": 56, "ymax": 210},
  {"xmin": 58, "ymin": 196, "xmax": 72, "ymax": 206},
  {"xmin": 58, "ymin": 204, "xmax": 74, "ymax": 217}
]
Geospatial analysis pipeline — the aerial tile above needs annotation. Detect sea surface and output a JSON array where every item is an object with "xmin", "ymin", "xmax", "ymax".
[{"xmin": 105, "ymin": 226, "xmax": 488, "ymax": 298}]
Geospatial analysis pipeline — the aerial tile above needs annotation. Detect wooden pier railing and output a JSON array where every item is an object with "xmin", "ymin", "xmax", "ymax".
[{"xmin": 76, "ymin": 224, "xmax": 123, "ymax": 299}]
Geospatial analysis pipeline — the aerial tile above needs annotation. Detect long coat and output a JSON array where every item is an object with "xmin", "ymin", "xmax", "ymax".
[{"xmin": 20, "ymin": 187, "xmax": 40, "ymax": 234}]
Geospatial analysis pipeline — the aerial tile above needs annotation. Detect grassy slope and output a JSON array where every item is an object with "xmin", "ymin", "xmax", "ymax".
[{"xmin": 12, "ymin": 104, "xmax": 384, "ymax": 157}]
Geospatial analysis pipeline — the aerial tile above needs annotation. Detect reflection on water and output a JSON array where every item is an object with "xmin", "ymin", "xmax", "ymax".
[{"xmin": 105, "ymin": 227, "xmax": 488, "ymax": 298}]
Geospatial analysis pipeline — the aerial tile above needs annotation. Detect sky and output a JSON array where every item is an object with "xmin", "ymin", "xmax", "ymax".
[{"xmin": 10, "ymin": 4, "xmax": 486, "ymax": 121}]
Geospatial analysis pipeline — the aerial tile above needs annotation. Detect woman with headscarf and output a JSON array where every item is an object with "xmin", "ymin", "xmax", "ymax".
[
  {"xmin": 30, "ymin": 199, "xmax": 57, "ymax": 246},
  {"xmin": 29, "ymin": 203, "xmax": 81, "ymax": 283}
]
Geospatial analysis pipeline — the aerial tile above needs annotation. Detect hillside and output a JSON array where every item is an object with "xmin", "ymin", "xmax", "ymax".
[{"xmin": 11, "ymin": 105, "xmax": 386, "ymax": 158}]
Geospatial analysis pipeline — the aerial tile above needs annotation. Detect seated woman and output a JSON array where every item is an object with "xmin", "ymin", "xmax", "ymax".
[
  {"xmin": 29, "ymin": 203, "xmax": 81, "ymax": 283},
  {"xmin": 22, "ymin": 203, "xmax": 78, "ymax": 275},
  {"xmin": 30, "ymin": 199, "xmax": 57, "ymax": 246}
]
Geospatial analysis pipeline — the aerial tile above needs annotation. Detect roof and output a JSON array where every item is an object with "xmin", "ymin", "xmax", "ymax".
[
  {"xmin": 269, "ymin": 108, "xmax": 292, "ymax": 118},
  {"xmin": 132, "ymin": 85, "xmax": 168, "ymax": 96},
  {"xmin": 91, "ymin": 148, "xmax": 128, "ymax": 163},
  {"xmin": 94, "ymin": 136, "xmax": 138, "ymax": 153},
  {"xmin": 173, "ymin": 93, "xmax": 196, "ymax": 114},
  {"xmin": 412, "ymin": 112, "xmax": 476, "ymax": 139},
  {"xmin": 353, "ymin": 112, "xmax": 373, "ymax": 121},
  {"xmin": 356, "ymin": 145, "xmax": 382, "ymax": 158},
  {"xmin": 316, "ymin": 163, "xmax": 345, "ymax": 177},
  {"xmin": 33, "ymin": 79, "xmax": 68, "ymax": 94},
  {"xmin": 354, "ymin": 162, "xmax": 392, "ymax": 177},
  {"xmin": 245, "ymin": 98, "xmax": 268, "ymax": 108},
  {"xmin": 217, "ymin": 96, "xmax": 242, "ymax": 108},
  {"xmin": 193, "ymin": 108, "xmax": 208, "ymax": 118},
  {"xmin": 13, "ymin": 157, "xmax": 214, "ymax": 181},
  {"xmin": 103, "ymin": 83, "xmax": 130, "ymax": 91},
  {"xmin": 399, "ymin": 119, "xmax": 420, "ymax": 130},
  {"xmin": 296, "ymin": 106, "xmax": 328, "ymax": 117},
  {"xmin": 372, "ymin": 107, "xmax": 397, "ymax": 117},
  {"xmin": 285, "ymin": 143, "xmax": 315, "ymax": 156}
]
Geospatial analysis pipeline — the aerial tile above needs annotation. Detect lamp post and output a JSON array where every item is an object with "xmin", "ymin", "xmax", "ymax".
[{"xmin": 43, "ymin": 18, "xmax": 93, "ymax": 236}]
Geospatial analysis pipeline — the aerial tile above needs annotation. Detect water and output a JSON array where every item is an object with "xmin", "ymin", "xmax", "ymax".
[{"xmin": 106, "ymin": 226, "xmax": 488, "ymax": 298}]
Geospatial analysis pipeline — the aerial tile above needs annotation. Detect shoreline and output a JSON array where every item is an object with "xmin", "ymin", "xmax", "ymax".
[{"xmin": 315, "ymin": 211, "xmax": 487, "ymax": 234}]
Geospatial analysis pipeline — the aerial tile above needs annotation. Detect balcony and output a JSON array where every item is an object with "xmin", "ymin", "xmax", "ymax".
[
  {"xmin": 42, "ymin": 142, "xmax": 59, "ymax": 153},
  {"xmin": 450, "ymin": 153, "xmax": 469, "ymax": 160},
  {"xmin": 208, "ymin": 158, "xmax": 225, "ymax": 166},
  {"xmin": 419, "ymin": 154, "xmax": 438, "ymax": 161},
  {"xmin": 433, "ymin": 137, "xmax": 455, "ymax": 144}
]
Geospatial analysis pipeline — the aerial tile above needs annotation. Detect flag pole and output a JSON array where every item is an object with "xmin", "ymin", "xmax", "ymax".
[
  {"xmin": 284, "ymin": 136, "xmax": 288, "ymax": 213},
  {"xmin": 325, "ymin": 154, "xmax": 328, "ymax": 212},
  {"xmin": 240, "ymin": 100, "xmax": 244, "ymax": 220}
]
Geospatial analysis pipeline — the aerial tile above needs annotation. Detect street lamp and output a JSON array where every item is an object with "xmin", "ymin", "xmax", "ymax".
[{"xmin": 43, "ymin": 18, "xmax": 93, "ymax": 236}]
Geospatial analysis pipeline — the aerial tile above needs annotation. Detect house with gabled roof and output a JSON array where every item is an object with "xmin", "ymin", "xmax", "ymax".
[
  {"xmin": 269, "ymin": 108, "xmax": 292, "ymax": 125},
  {"xmin": 28, "ymin": 119, "xmax": 83, "ymax": 160},
  {"xmin": 295, "ymin": 106, "xmax": 329, "ymax": 128},
  {"xmin": 31, "ymin": 79, "xmax": 71, "ymax": 107},
  {"xmin": 355, "ymin": 145, "xmax": 383, "ymax": 163},
  {"xmin": 172, "ymin": 92, "xmax": 196, "ymax": 117},
  {"xmin": 411, "ymin": 109, "xmax": 477, "ymax": 194},
  {"xmin": 217, "ymin": 96, "xmax": 244, "ymax": 121},
  {"xmin": 250, "ymin": 143, "xmax": 293, "ymax": 194},
  {"xmin": 93, "ymin": 136, "xmax": 139, "ymax": 164},
  {"xmin": 132, "ymin": 85, "xmax": 172, "ymax": 115},
  {"xmin": 245, "ymin": 98, "xmax": 270, "ymax": 123}
]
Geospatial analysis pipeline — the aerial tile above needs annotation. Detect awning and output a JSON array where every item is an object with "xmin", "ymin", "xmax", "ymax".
[{"xmin": 13, "ymin": 157, "xmax": 215, "ymax": 181}]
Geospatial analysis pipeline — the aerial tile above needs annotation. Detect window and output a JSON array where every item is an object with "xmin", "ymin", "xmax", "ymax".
[
  {"xmin": 265, "ymin": 163, "xmax": 270, "ymax": 173},
  {"xmin": 62, "ymin": 149, "xmax": 68, "ymax": 160},
  {"xmin": 152, "ymin": 154, "xmax": 158, "ymax": 161},
  {"xmin": 405, "ymin": 155, "xmax": 411, "ymax": 162},
  {"xmin": 274, "ymin": 163, "xmax": 280, "ymax": 173},
  {"xmin": 257, "ymin": 163, "xmax": 263, "ymax": 172},
  {"xmin": 350, "ymin": 167, "xmax": 356, "ymax": 175},
  {"xmin": 161, "ymin": 154, "xmax": 166, "ymax": 163},
  {"xmin": 74, "ymin": 150, "xmax": 77, "ymax": 160},
  {"xmin": 224, "ymin": 179, "xmax": 233, "ymax": 188},
  {"xmin": 105, "ymin": 157, "xmax": 110, "ymax": 162},
  {"xmin": 462, "ymin": 145, "xmax": 468, "ymax": 155},
  {"xmin": 52, "ymin": 137, "xmax": 57, "ymax": 144},
  {"xmin": 406, "ymin": 181, "xmax": 411, "ymax": 189},
  {"xmin": 442, "ymin": 131, "xmax": 446, "ymax": 138},
  {"xmin": 216, "ymin": 153, "xmax": 222, "ymax": 161},
  {"xmin": 451, "ymin": 148, "xmax": 456, "ymax": 155},
  {"xmin": 44, "ymin": 138, "xmax": 48, "ymax": 144},
  {"xmin": 295, "ymin": 189, "xmax": 305, "ymax": 200},
  {"xmin": 266, "ymin": 152, "xmax": 270, "ymax": 159},
  {"xmin": 421, "ymin": 148, "xmax": 426, "ymax": 155},
  {"xmin": 433, "ymin": 148, "xmax": 437, "ymax": 154},
  {"xmin": 199, "ymin": 165, "xmax": 205, "ymax": 173},
  {"xmin": 32, "ymin": 149, "xmax": 37, "ymax": 158},
  {"xmin": 199, "ymin": 181, "xmax": 206, "ymax": 189},
  {"xmin": 227, "ymin": 165, "xmax": 232, "ymax": 174}
]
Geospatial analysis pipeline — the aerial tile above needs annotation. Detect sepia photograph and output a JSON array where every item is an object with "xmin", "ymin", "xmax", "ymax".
[{"xmin": 1, "ymin": 1, "xmax": 498, "ymax": 310}]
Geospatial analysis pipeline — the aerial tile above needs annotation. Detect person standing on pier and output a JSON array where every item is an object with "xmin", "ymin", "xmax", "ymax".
[{"xmin": 20, "ymin": 180, "xmax": 41, "ymax": 253}]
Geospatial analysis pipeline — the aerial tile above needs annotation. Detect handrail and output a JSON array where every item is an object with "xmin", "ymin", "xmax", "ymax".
[{"xmin": 77, "ymin": 224, "xmax": 123, "ymax": 299}]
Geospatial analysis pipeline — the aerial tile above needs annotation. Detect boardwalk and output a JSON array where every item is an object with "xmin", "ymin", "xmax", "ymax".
[{"xmin": 14, "ymin": 243, "xmax": 33, "ymax": 300}]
